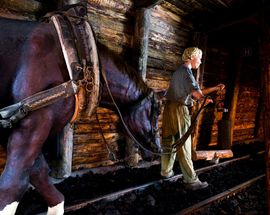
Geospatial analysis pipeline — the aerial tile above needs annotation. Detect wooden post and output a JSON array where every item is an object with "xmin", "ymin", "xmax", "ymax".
[
  {"xmin": 50, "ymin": 124, "xmax": 74, "ymax": 178},
  {"xmin": 133, "ymin": 9, "xmax": 150, "ymax": 81},
  {"xmin": 262, "ymin": 57, "xmax": 270, "ymax": 215},
  {"xmin": 128, "ymin": 1, "xmax": 163, "ymax": 166},
  {"xmin": 133, "ymin": 1, "xmax": 163, "ymax": 81},
  {"xmin": 228, "ymin": 58, "xmax": 241, "ymax": 147},
  {"xmin": 258, "ymin": 2, "xmax": 270, "ymax": 212},
  {"xmin": 260, "ymin": 2, "xmax": 270, "ymax": 211}
]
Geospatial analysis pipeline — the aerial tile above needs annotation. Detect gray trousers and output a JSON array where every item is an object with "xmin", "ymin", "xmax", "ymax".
[{"xmin": 161, "ymin": 101, "xmax": 198, "ymax": 183}]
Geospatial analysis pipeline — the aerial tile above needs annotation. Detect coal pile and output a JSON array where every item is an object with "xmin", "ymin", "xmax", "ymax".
[{"xmin": 64, "ymin": 155, "xmax": 266, "ymax": 215}]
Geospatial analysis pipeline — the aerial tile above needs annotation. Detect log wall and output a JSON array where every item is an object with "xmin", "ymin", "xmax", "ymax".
[
  {"xmin": 233, "ymin": 61, "xmax": 262, "ymax": 142},
  {"xmin": 146, "ymin": 1, "xmax": 193, "ymax": 90}
]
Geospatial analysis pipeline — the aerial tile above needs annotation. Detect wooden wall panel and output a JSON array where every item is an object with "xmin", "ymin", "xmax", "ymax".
[
  {"xmin": 0, "ymin": 0, "xmax": 43, "ymax": 20},
  {"xmin": 87, "ymin": 0, "xmax": 134, "ymax": 54},
  {"xmin": 72, "ymin": 106, "xmax": 121, "ymax": 170},
  {"xmin": 146, "ymin": 2, "xmax": 193, "ymax": 91},
  {"xmin": 233, "ymin": 85, "xmax": 261, "ymax": 141}
]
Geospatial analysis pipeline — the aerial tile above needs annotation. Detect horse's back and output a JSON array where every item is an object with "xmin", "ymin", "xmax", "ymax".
[
  {"xmin": 0, "ymin": 17, "xmax": 68, "ymax": 105},
  {"xmin": 0, "ymin": 18, "xmax": 37, "ymax": 62}
]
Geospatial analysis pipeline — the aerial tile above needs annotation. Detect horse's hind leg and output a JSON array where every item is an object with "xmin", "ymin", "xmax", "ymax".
[
  {"xmin": 30, "ymin": 154, "xmax": 64, "ymax": 215},
  {"xmin": 0, "ymin": 112, "xmax": 53, "ymax": 214}
]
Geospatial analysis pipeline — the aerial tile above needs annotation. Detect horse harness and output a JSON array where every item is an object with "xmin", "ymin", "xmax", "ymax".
[{"xmin": 0, "ymin": 4, "xmax": 99, "ymax": 128}]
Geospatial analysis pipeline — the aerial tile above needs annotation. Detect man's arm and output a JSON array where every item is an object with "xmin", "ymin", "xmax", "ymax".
[
  {"xmin": 192, "ymin": 89, "xmax": 213, "ymax": 106},
  {"xmin": 201, "ymin": 83, "xmax": 225, "ymax": 95}
]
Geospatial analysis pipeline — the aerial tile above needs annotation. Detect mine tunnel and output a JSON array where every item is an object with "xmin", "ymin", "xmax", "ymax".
[{"xmin": 0, "ymin": 0, "xmax": 269, "ymax": 214}]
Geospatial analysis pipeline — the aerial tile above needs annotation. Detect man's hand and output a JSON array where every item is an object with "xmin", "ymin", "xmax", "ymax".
[
  {"xmin": 216, "ymin": 83, "xmax": 225, "ymax": 91},
  {"xmin": 198, "ymin": 96, "xmax": 213, "ymax": 107},
  {"xmin": 205, "ymin": 97, "xmax": 213, "ymax": 106}
]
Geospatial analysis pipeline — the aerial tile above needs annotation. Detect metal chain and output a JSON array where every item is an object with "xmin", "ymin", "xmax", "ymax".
[{"xmin": 76, "ymin": 61, "xmax": 95, "ymax": 93}]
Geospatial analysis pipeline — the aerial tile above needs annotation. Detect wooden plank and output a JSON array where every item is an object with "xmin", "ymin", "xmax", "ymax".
[
  {"xmin": 72, "ymin": 160, "xmax": 115, "ymax": 171},
  {"xmin": 147, "ymin": 57, "xmax": 177, "ymax": 71},
  {"xmin": 146, "ymin": 68, "xmax": 172, "ymax": 81},
  {"xmin": 1, "ymin": 0, "xmax": 43, "ymax": 13},
  {"xmin": 0, "ymin": 0, "xmax": 46, "ymax": 20},
  {"xmin": 73, "ymin": 133, "xmax": 120, "ymax": 144},
  {"xmin": 193, "ymin": 150, "xmax": 233, "ymax": 160},
  {"xmin": 145, "ymin": 79, "xmax": 169, "ymax": 91},
  {"xmin": 87, "ymin": 0, "xmax": 133, "ymax": 14},
  {"xmin": 151, "ymin": 5, "xmax": 193, "ymax": 29}
]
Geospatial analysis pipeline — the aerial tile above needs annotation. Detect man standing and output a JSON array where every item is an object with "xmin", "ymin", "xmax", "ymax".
[{"xmin": 161, "ymin": 47, "xmax": 225, "ymax": 190}]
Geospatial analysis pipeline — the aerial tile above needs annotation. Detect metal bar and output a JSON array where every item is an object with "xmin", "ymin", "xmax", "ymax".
[{"xmin": 176, "ymin": 174, "xmax": 265, "ymax": 215}]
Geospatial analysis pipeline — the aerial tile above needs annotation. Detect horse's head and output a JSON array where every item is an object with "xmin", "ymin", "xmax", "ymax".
[{"xmin": 123, "ymin": 91, "xmax": 162, "ymax": 158}]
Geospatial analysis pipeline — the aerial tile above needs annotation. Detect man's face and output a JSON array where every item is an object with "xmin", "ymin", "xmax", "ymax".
[{"xmin": 191, "ymin": 54, "xmax": 202, "ymax": 69}]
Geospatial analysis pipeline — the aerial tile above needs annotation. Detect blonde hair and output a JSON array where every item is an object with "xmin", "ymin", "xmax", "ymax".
[{"xmin": 182, "ymin": 47, "xmax": 202, "ymax": 62}]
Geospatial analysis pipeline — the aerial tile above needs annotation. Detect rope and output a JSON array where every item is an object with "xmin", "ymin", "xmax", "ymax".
[{"xmin": 95, "ymin": 112, "xmax": 117, "ymax": 161}]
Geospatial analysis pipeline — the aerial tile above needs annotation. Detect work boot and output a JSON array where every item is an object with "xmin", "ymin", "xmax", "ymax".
[{"xmin": 184, "ymin": 180, "xmax": 208, "ymax": 190}]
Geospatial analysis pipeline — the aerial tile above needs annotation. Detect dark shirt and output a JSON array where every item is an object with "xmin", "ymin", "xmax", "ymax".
[{"xmin": 165, "ymin": 65, "xmax": 200, "ymax": 106}]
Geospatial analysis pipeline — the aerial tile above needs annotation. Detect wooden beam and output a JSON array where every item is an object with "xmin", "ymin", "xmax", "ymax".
[
  {"xmin": 228, "ymin": 58, "xmax": 242, "ymax": 147},
  {"xmin": 0, "ymin": 0, "xmax": 48, "ymax": 19},
  {"xmin": 132, "ymin": 0, "xmax": 164, "ymax": 79},
  {"xmin": 50, "ymin": 124, "xmax": 73, "ymax": 179},
  {"xmin": 134, "ymin": 0, "xmax": 163, "ymax": 9},
  {"xmin": 133, "ymin": 9, "xmax": 150, "ymax": 80},
  {"xmin": 259, "ymin": 2, "xmax": 270, "ymax": 212},
  {"xmin": 262, "ymin": 56, "xmax": 270, "ymax": 215},
  {"xmin": 1, "ymin": 0, "xmax": 43, "ymax": 12},
  {"xmin": 261, "ymin": 19, "xmax": 270, "ymax": 215}
]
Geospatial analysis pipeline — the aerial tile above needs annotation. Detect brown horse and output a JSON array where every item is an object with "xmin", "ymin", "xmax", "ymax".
[{"xmin": 0, "ymin": 13, "xmax": 161, "ymax": 215}]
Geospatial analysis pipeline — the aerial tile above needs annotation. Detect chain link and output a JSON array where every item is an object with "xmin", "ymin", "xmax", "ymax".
[{"xmin": 77, "ymin": 63, "xmax": 95, "ymax": 93}]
